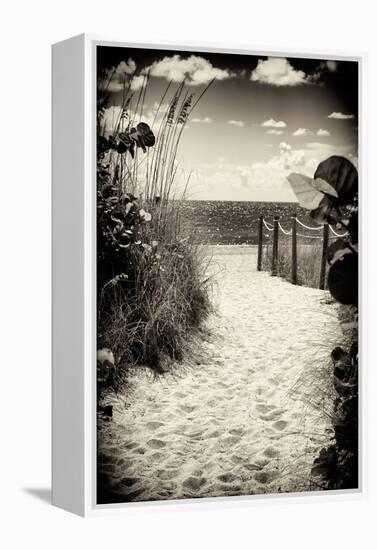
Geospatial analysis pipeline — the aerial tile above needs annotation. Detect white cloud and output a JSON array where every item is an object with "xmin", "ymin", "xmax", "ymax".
[
  {"xmin": 101, "ymin": 103, "xmax": 165, "ymax": 135},
  {"xmin": 115, "ymin": 59, "xmax": 137, "ymax": 75},
  {"xmin": 130, "ymin": 75, "xmax": 145, "ymax": 91},
  {"xmin": 266, "ymin": 129, "xmax": 284, "ymax": 135},
  {"xmin": 308, "ymin": 60, "xmax": 339, "ymax": 83},
  {"xmin": 191, "ymin": 117, "xmax": 212, "ymax": 123},
  {"xmin": 146, "ymin": 55, "xmax": 231, "ymax": 86},
  {"xmin": 262, "ymin": 119, "xmax": 287, "ymax": 128},
  {"xmin": 101, "ymin": 105, "xmax": 122, "ymax": 133},
  {"xmin": 326, "ymin": 60, "xmax": 338, "ymax": 72},
  {"xmin": 100, "ymin": 59, "xmax": 138, "ymax": 93},
  {"xmin": 191, "ymin": 139, "xmax": 357, "ymax": 201},
  {"xmin": 292, "ymin": 128, "xmax": 313, "ymax": 137},
  {"xmin": 251, "ymin": 57, "xmax": 308, "ymax": 87},
  {"xmin": 317, "ymin": 128, "xmax": 330, "ymax": 136},
  {"xmin": 228, "ymin": 120, "xmax": 244, "ymax": 127},
  {"xmin": 304, "ymin": 141, "xmax": 357, "ymax": 160},
  {"xmin": 305, "ymin": 142, "xmax": 333, "ymax": 151},
  {"xmin": 328, "ymin": 112, "xmax": 355, "ymax": 119}
]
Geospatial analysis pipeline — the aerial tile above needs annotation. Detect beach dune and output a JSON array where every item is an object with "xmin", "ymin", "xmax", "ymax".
[{"xmin": 97, "ymin": 246, "xmax": 341, "ymax": 503}]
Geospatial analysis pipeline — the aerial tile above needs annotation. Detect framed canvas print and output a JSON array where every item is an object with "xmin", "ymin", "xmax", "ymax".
[{"xmin": 52, "ymin": 35, "xmax": 363, "ymax": 516}]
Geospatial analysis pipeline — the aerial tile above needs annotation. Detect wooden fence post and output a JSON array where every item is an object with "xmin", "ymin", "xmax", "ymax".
[
  {"xmin": 271, "ymin": 216, "xmax": 279, "ymax": 276},
  {"xmin": 291, "ymin": 216, "xmax": 298, "ymax": 285},
  {"xmin": 257, "ymin": 215, "xmax": 263, "ymax": 271},
  {"xmin": 319, "ymin": 223, "xmax": 329, "ymax": 290}
]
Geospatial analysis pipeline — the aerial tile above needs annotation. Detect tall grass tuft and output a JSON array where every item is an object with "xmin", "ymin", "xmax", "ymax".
[
  {"xmin": 262, "ymin": 238, "xmax": 324, "ymax": 288},
  {"xmin": 97, "ymin": 74, "xmax": 214, "ymax": 383}
]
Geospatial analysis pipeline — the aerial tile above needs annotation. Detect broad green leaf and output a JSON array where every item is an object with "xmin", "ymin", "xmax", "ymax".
[
  {"xmin": 287, "ymin": 173, "xmax": 324, "ymax": 210},
  {"xmin": 312, "ymin": 177, "xmax": 338, "ymax": 198},
  {"xmin": 314, "ymin": 156, "xmax": 358, "ymax": 206},
  {"xmin": 328, "ymin": 254, "xmax": 358, "ymax": 305}
]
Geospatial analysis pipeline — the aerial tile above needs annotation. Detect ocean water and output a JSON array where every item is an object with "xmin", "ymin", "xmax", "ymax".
[{"xmin": 179, "ymin": 200, "xmax": 316, "ymax": 245}]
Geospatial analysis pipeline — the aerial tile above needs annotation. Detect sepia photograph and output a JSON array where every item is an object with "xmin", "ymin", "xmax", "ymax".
[{"xmin": 95, "ymin": 45, "xmax": 359, "ymax": 505}]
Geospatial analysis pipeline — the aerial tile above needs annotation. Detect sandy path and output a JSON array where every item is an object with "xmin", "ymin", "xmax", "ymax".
[{"xmin": 98, "ymin": 247, "xmax": 341, "ymax": 503}]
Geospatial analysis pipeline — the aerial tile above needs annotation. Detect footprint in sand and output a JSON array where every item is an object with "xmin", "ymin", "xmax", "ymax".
[
  {"xmin": 179, "ymin": 404, "xmax": 196, "ymax": 414},
  {"xmin": 145, "ymin": 421, "xmax": 164, "ymax": 430},
  {"xmin": 264, "ymin": 446, "xmax": 279, "ymax": 458},
  {"xmin": 183, "ymin": 477, "xmax": 207, "ymax": 491},
  {"xmin": 260, "ymin": 409, "xmax": 286, "ymax": 421},
  {"xmin": 217, "ymin": 472, "xmax": 238, "ymax": 483},
  {"xmin": 254, "ymin": 471, "xmax": 278, "ymax": 485},
  {"xmin": 255, "ymin": 404, "xmax": 275, "ymax": 414},
  {"xmin": 120, "ymin": 477, "xmax": 139, "ymax": 487},
  {"xmin": 207, "ymin": 430, "xmax": 221, "ymax": 439},
  {"xmin": 187, "ymin": 430, "xmax": 204, "ymax": 440},
  {"xmin": 244, "ymin": 462, "xmax": 264, "ymax": 472},
  {"xmin": 229, "ymin": 427, "xmax": 244, "ymax": 436},
  {"xmin": 273, "ymin": 420, "xmax": 288, "ymax": 431},
  {"xmin": 231, "ymin": 454, "xmax": 244, "ymax": 465},
  {"xmin": 222, "ymin": 435, "xmax": 241, "ymax": 446},
  {"xmin": 133, "ymin": 447, "xmax": 146, "ymax": 455},
  {"xmin": 147, "ymin": 439, "xmax": 167, "ymax": 449},
  {"xmin": 150, "ymin": 452, "xmax": 164, "ymax": 461},
  {"xmin": 157, "ymin": 469, "xmax": 179, "ymax": 480},
  {"xmin": 123, "ymin": 442, "xmax": 139, "ymax": 450},
  {"xmin": 174, "ymin": 392, "xmax": 187, "ymax": 399}
]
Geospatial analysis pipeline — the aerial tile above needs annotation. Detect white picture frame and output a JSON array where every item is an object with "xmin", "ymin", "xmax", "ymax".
[{"xmin": 52, "ymin": 34, "xmax": 366, "ymax": 517}]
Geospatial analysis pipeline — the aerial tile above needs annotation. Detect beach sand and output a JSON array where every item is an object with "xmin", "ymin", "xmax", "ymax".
[{"xmin": 97, "ymin": 246, "xmax": 341, "ymax": 503}]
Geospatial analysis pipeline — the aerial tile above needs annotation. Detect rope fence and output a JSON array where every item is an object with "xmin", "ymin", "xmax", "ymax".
[
  {"xmin": 262, "ymin": 219, "xmax": 274, "ymax": 231},
  {"xmin": 257, "ymin": 214, "xmax": 348, "ymax": 289}
]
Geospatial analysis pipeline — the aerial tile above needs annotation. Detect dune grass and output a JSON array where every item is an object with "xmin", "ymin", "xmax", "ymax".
[
  {"xmin": 97, "ymin": 75, "xmax": 213, "ymax": 385},
  {"xmin": 261, "ymin": 238, "xmax": 325, "ymax": 289}
]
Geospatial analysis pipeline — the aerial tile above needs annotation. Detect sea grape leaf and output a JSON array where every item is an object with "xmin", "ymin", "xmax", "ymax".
[
  {"xmin": 117, "ymin": 141, "xmax": 128, "ymax": 154},
  {"xmin": 129, "ymin": 123, "xmax": 155, "ymax": 152},
  {"xmin": 287, "ymin": 173, "xmax": 325, "ymax": 210},
  {"xmin": 137, "ymin": 122, "xmax": 155, "ymax": 146},
  {"xmin": 310, "ymin": 201, "xmax": 341, "ymax": 225},
  {"xmin": 117, "ymin": 132, "xmax": 132, "ymax": 154},
  {"xmin": 289, "ymin": 156, "xmax": 358, "ymax": 225},
  {"xmin": 327, "ymin": 254, "xmax": 358, "ymax": 305},
  {"xmin": 314, "ymin": 155, "xmax": 358, "ymax": 206},
  {"xmin": 331, "ymin": 346, "xmax": 350, "ymax": 364},
  {"xmin": 312, "ymin": 177, "xmax": 338, "ymax": 198},
  {"xmin": 326, "ymin": 239, "xmax": 352, "ymax": 265},
  {"xmin": 309, "ymin": 156, "xmax": 358, "ymax": 224}
]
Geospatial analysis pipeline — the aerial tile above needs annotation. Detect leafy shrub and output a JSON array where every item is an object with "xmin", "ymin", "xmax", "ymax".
[
  {"xmin": 96, "ymin": 72, "xmax": 213, "ymax": 385},
  {"xmin": 288, "ymin": 156, "xmax": 358, "ymax": 489},
  {"xmin": 288, "ymin": 155, "xmax": 358, "ymax": 305}
]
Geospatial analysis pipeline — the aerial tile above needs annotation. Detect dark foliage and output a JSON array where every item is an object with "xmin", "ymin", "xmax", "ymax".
[{"xmin": 288, "ymin": 156, "xmax": 359, "ymax": 489}]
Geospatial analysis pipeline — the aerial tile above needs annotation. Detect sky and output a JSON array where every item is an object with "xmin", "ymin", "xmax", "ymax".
[{"xmin": 97, "ymin": 46, "xmax": 358, "ymax": 202}]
